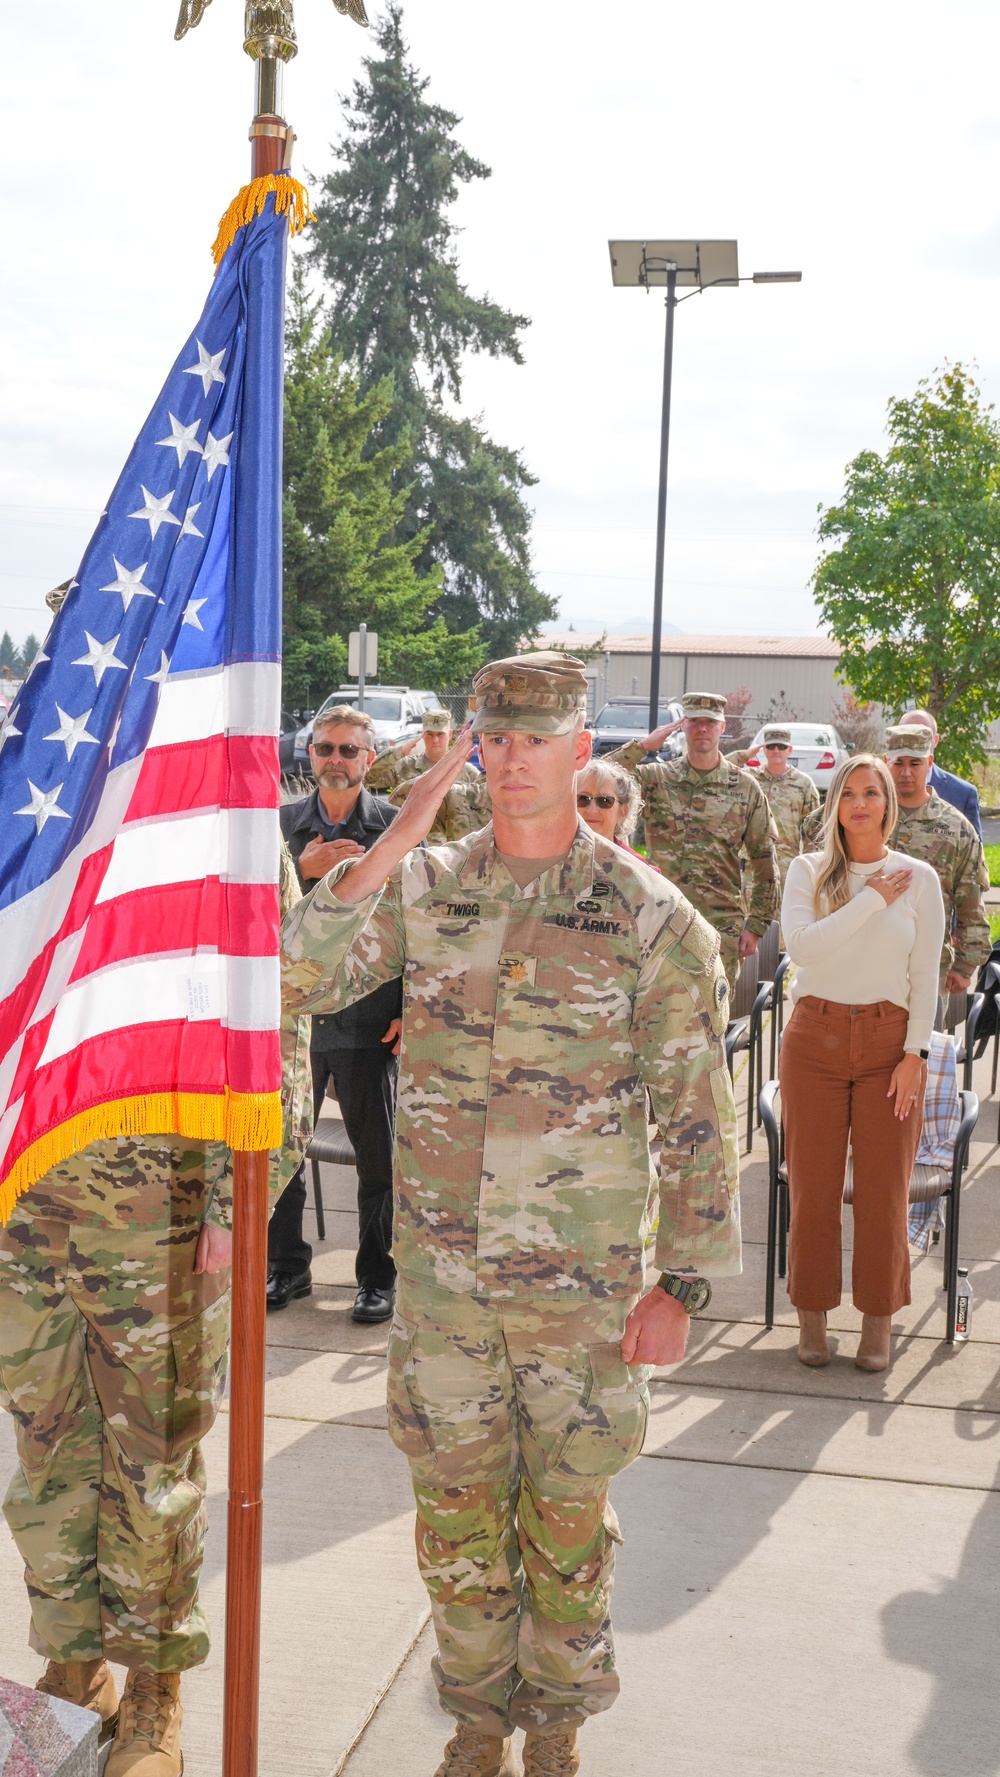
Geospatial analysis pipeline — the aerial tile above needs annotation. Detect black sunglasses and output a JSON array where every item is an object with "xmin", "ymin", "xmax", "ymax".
[
  {"xmin": 313, "ymin": 741, "xmax": 364, "ymax": 760},
  {"xmin": 763, "ymin": 743, "xmax": 791, "ymax": 752},
  {"xmin": 577, "ymin": 794, "xmax": 619, "ymax": 810}
]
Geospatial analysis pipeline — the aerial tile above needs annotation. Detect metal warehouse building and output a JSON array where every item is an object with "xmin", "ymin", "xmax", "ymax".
[{"xmin": 544, "ymin": 633, "xmax": 846, "ymax": 722}]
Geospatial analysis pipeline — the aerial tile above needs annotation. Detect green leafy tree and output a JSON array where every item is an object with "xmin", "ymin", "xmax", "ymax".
[
  {"xmin": 814, "ymin": 365, "xmax": 1000, "ymax": 773},
  {"xmin": 308, "ymin": 2, "xmax": 555, "ymax": 657},
  {"xmin": 282, "ymin": 268, "xmax": 483, "ymax": 708}
]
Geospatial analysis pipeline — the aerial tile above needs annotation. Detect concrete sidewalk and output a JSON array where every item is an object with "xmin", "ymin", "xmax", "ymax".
[{"xmin": 2, "ymin": 1039, "xmax": 999, "ymax": 1775}]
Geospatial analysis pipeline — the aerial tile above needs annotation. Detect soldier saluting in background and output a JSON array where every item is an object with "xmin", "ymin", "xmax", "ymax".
[{"xmin": 610, "ymin": 690, "xmax": 779, "ymax": 994}]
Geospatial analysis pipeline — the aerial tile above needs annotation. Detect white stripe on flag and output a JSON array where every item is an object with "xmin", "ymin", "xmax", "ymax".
[
  {"xmin": 95, "ymin": 807, "xmax": 279, "ymax": 903},
  {"xmin": 39, "ymin": 953, "xmax": 282, "ymax": 1067},
  {"xmin": 149, "ymin": 662, "xmax": 281, "ymax": 748},
  {"xmin": 0, "ymin": 756, "xmax": 145, "ymax": 1003}
]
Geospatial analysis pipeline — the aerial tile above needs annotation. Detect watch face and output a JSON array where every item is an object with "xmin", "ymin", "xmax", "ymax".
[{"xmin": 687, "ymin": 1278, "xmax": 713, "ymax": 1315}]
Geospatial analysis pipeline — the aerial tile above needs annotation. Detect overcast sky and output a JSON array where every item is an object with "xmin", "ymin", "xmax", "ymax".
[{"xmin": 4, "ymin": 0, "xmax": 1000, "ymax": 647}]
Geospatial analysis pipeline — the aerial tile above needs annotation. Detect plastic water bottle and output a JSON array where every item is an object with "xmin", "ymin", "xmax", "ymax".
[{"xmin": 955, "ymin": 1267, "xmax": 973, "ymax": 1342}]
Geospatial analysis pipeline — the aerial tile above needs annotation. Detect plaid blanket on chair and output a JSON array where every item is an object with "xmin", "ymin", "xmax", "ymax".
[{"xmin": 908, "ymin": 1031, "xmax": 960, "ymax": 1249}]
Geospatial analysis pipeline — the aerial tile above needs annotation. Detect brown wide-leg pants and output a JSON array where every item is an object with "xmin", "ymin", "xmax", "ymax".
[{"xmin": 779, "ymin": 997, "xmax": 924, "ymax": 1315}]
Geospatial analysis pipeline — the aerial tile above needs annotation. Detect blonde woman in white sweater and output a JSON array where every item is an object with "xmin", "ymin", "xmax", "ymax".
[{"xmin": 779, "ymin": 754, "xmax": 945, "ymax": 1373}]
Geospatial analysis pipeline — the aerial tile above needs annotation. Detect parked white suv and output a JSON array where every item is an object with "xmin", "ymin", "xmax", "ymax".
[
  {"xmin": 292, "ymin": 686, "xmax": 445, "ymax": 769},
  {"xmin": 740, "ymin": 722, "xmax": 849, "ymax": 794}
]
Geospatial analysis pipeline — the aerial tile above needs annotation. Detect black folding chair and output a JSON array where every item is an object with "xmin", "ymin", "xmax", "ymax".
[
  {"xmin": 304, "ymin": 1115, "xmax": 357, "ymax": 1241},
  {"xmin": 759, "ymin": 1076, "xmax": 980, "ymax": 1344},
  {"xmin": 725, "ymin": 948, "xmax": 773, "ymax": 1154}
]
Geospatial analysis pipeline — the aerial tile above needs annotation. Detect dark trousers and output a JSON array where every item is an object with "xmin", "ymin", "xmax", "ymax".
[{"xmin": 268, "ymin": 1044, "xmax": 399, "ymax": 1291}]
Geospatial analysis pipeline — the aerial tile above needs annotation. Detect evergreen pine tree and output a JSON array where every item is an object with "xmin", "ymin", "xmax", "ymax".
[
  {"xmin": 308, "ymin": 2, "xmax": 555, "ymax": 657},
  {"xmin": 16, "ymin": 635, "xmax": 39, "ymax": 677},
  {"xmin": 282, "ymin": 265, "xmax": 484, "ymax": 708},
  {"xmin": 0, "ymin": 631, "xmax": 16, "ymax": 673}
]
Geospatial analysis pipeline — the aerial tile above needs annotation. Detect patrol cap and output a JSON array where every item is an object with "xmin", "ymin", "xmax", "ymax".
[
  {"xmin": 471, "ymin": 651, "xmax": 589, "ymax": 736},
  {"xmin": 885, "ymin": 724, "xmax": 934, "ymax": 759},
  {"xmin": 45, "ymin": 578, "xmax": 74, "ymax": 616},
  {"xmin": 681, "ymin": 691, "xmax": 727, "ymax": 722},
  {"xmin": 761, "ymin": 725, "xmax": 792, "ymax": 747},
  {"xmin": 422, "ymin": 708, "xmax": 452, "ymax": 732}
]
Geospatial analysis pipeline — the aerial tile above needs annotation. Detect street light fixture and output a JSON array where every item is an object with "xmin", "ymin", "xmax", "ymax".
[{"xmin": 608, "ymin": 240, "xmax": 802, "ymax": 731}]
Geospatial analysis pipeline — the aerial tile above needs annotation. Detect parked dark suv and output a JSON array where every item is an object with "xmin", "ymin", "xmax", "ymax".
[{"xmin": 589, "ymin": 698, "xmax": 685, "ymax": 761}]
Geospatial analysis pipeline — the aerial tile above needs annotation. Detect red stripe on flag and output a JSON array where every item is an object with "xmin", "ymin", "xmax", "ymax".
[
  {"xmin": 7, "ymin": 1022, "xmax": 282, "ymax": 1170},
  {"xmin": 0, "ymin": 847, "xmax": 113, "ymax": 1051},
  {"xmin": 124, "ymin": 734, "xmax": 279, "ymax": 823},
  {"xmin": 68, "ymin": 880, "xmax": 279, "ymax": 979}
]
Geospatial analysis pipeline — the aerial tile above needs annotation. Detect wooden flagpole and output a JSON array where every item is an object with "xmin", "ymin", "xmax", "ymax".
[{"xmin": 223, "ymin": 25, "xmax": 296, "ymax": 1777}]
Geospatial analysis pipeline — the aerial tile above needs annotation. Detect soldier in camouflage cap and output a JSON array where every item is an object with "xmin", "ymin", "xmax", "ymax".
[
  {"xmin": 281, "ymin": 651, "xmax": 740, "ymax": 1777},
  {"xmin": 726, "ymin": 725, "xmax": 820, "ymax": 890},
  {"xmin": 368, "ymin": 704, "xmax": 490, "ymax": 843},
  {"xmin": 609, "ymin": 692, "xmax": 779, "ymax": 994},
  {"xmin": 883, "ymin": 727, "xmax": 990, "ymax": 993},
  {"xmin": 0, "ymin": 844, "xmax": 311, "ymax": 1777}
]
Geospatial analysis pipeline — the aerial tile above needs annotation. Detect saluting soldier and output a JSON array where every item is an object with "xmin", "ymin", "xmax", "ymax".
[
  {"xmin": 883, "ymin": 725, "xmax": 991, "ymax": 995},
  {"xmin": 0, "ymin": 846, "xmax": 310, "ymax": 1777},
  {"xmin": 609, "ymin": 690, "xmax": 779, "ymax": 993},
  {"xmin": 367, "ymin": 707, "xmax": 491, "ymax": 842},
  {"xmin": 281, "ymin": 651, "xmax": 741, "ymax": 1777},
  {"xmin": 728, "ymin": 725, "xmax": 820, "ymax": 889}
]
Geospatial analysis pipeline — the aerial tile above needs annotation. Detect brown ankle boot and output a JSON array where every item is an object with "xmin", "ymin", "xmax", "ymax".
[
  {"xmin": 523, "ymin": 1727, "xmax": 580, "ymax": 1776},
  {"xmin": 434, "ymin": 1721, "xmax": 519, "ymax": 1776},
  {"xmin": 796, "ymin": 1309, "xmax": 830, "ymax": 1368},
  {"xmin": 105, "ymin": 1668, "xmax": 183, "ymax": 1777},
  {"xmin": 36, "ymin": 1659, "xmax": 119, "ymax": 1737},
  {"xmin": 855, "ymin": 1313, "xmax": 891, "ymax": 1372}
]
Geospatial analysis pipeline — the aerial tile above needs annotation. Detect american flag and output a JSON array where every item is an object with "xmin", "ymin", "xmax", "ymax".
[{"xmin": 0, "ymin": 191, "xmax": 291, "ymax": 1218}]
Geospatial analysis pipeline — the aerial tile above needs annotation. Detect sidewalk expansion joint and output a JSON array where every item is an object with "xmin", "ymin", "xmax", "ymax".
[{"xmin": 333, "ymin": 1609, "xmax": 431, "ymax": 1775}]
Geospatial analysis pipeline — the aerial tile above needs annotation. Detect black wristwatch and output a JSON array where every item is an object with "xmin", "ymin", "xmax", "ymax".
[
  {"xmin": 918, "ymin": 1048, "xmax": 929, "ymax": 1060},
  {"xmin": 657, "ymin": 1274, "xmax": 713, "ymax": 1316}
]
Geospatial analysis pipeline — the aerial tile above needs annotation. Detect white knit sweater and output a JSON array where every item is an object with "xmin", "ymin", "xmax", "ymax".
[{"xmin": 781, "ymin": 849, "xmax": 945, "ymax": 1054}]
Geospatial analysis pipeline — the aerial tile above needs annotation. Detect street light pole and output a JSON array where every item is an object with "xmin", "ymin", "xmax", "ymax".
[
  {"xmin": 608, "ymin": 242, "xmax": 801, "ymax": 732},
  {"xmin": 649, "ymin": 263, "xmax": 676, "ymax": 733}
]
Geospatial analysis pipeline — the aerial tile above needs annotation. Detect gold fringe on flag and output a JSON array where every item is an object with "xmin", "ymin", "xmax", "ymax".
[
  {"xmin": 211, "ymin": 174, "xmax": 313, "ymax": 268},
  {"xmin": 0, "ymin": 1090, "xmax": 283, "ymax": 1226}
]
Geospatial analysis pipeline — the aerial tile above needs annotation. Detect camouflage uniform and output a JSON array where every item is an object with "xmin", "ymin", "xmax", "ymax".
[
  {"xmin": 281, "ymin": 775, "xmax": 740, "ymax": 1732},
  {"xmin": 0, "ymin": 845, "xmax": 311, "ymax": 1672},
  {"xmin": 891, "ymin": 793, "xmax": 991, "ymax": 986},
  {"xmin": 388, "ymin": 771, "xmax": 491, "ymax": 844},
  {"xmin": 367, "ymin": 728, "xmax": 491, "ymax": 846},
  {"xmin": 610, "ymin": 742, "xmax": 779, "ymax": 991},
  {"xmin": 753, "ymin": 767, "xmax": 820, "ymax": 888}
]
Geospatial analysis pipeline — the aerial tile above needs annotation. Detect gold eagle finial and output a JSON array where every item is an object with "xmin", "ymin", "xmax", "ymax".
[{"xmin": 175, "ymin": 0, "xmax": 369, "ymax": 40}]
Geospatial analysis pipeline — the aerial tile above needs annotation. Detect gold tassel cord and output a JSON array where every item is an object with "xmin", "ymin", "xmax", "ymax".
[
  {"xmin": 0, "ymin": 1090, "xmax": 283, "ymax": 1227},
  {"xmin": 211, "ymin": 174, "xmax": 313, "ymax": 268}
]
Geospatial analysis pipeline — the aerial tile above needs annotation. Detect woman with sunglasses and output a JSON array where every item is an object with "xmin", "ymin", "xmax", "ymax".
[{"xmin": 575, "ymin": 760, "xmax": 657, "ymax": 866}]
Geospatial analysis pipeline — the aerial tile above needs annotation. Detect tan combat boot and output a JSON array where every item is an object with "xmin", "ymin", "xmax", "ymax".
[
  {"xmin": 523, "ymin": 1726, "xmax": 580, "ymax": 1776},
  {"xmin": 37, "ymin": 1659, "xmax": 120, "ymax": 1738},
  {"xmin": 105, "ymin": 1668, "xmax": 183, "ymax": 1777},
  {"xmin": 434, "ymin": 1721, "xmax": 520, "ymax": 1777}
]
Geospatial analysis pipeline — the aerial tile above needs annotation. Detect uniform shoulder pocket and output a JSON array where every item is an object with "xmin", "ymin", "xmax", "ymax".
[{"xmin": 665, "ymin": 903, "xmax": 721, "ymax": 975}]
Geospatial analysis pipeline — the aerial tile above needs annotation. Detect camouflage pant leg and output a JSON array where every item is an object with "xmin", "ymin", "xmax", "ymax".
[
  {"xmin": 0, "ymin": 1181, "xmax": 229, "ymax": 1671},
  {"xmin": 387, "ymin": 1282, "xmax": 648, "ymax": 1735}
]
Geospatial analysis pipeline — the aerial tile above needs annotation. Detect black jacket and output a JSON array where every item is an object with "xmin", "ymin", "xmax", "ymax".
[{"xmin": 280, "ymin": 785, "xmax": 402, "ymax": 1051}]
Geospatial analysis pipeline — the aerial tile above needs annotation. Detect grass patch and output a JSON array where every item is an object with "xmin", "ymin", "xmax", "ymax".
[
  {"xmin": 985, "ymin": 844, "xmax": 1000, "ymax": 887},
  {"xmin": 990, "ymin": 911, "xmax": 1000, "ymax": 946}
]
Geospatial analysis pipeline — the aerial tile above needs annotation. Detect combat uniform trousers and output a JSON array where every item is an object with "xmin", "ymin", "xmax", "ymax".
[
  {"xmin": 387, "ymin": 1280, "xmax": 649, "ymax": 1735},
  {"xmin": 0, "ymin": 1162, "xmax": 229, "ymax": 1671}
]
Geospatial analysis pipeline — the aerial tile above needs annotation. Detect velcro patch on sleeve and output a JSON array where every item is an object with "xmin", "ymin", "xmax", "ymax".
[{"xmin": 665, "ymin": 902, "xmax": 721, "ymax": 974}]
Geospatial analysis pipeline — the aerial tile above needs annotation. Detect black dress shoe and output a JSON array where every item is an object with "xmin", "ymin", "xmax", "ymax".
[
  {"xmin": 351, "ymin": 1285, "xmax": 396, "ymax": 1324},
  {"xmin": 266, "ymin": 1268, "xmax": 312, "ymax": 1311}
]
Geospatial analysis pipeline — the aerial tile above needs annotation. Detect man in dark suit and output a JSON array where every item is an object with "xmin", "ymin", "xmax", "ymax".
[
  {"xmin": 903, "ymin": 708, "xmax": 983, "ymax": 838},
  {"xmin": 272, "ymin": 705, "xmax": 402, "ymax": 1322}
]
